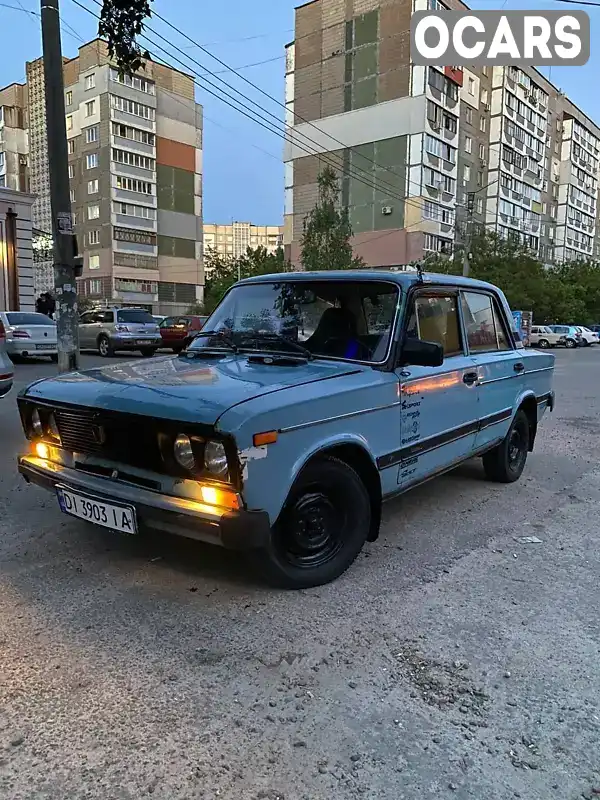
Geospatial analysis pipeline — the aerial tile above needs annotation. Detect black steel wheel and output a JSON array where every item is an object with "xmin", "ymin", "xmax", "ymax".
[
  {"xmin": 482, "ymin": 409, "xmax": 530, "ymax": 483},
  {"xmin": 251, "ymin": 456, "xmax": 371, "ymax": 589}
]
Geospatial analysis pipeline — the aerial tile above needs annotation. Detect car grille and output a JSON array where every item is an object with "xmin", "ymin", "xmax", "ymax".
[{"xmin": 54, "ymin": 406, "xmax": 162, "ymax": 471}]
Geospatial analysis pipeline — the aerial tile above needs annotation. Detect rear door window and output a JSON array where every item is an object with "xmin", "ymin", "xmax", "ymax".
[{"xmin": 460, "ymin": 292, "xmax": 512, "ymax": 353}]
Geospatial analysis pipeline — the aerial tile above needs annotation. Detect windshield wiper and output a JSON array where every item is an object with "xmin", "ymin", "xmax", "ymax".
[
  {"xmin": 239, "ymin": 332, "xmax": 313, "ymax": 360},
  {"xmin": 187, "ymin": 330, "xmax": 238, "ymax": 352}
]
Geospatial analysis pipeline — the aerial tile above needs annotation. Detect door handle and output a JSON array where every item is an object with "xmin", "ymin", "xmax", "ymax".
[
  {"xmin": 513, "ymin": 362, "xmax": 525, "ymax": 373},
  {"xmin": 463, "ymin": 371, "xmax": 478, "ymax": 385}
]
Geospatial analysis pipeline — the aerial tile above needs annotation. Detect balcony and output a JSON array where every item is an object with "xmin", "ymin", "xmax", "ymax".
[{"xmin": 111, "ymin": 134, "xmax": 155, "ymax": 157}]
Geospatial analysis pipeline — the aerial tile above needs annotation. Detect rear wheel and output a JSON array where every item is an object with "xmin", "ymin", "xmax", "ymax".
[
  {"xmin": 482, "ymin": 410, "xmax": 530, "ymax": 484},
  {"xmin": 537, "ymin": 338, "xmax": 549, "ymax": 348},
  {"xmin": 250, "ymin": 456, "xmax": 371, "ymax": 589},
  {"xmin": 98, "ymin": 335, "xmax": 114, "ymax": 357},
  {"xmin": 50, "ymin": 354, "xmax": 58, "ymax": 363},
  {"xmin": 565, "ymin": 337, "xmax": 577, "ymax": 349},
  {"xmin": 140, "ymin": 348, "xmax": 157, "ymax": 358}
]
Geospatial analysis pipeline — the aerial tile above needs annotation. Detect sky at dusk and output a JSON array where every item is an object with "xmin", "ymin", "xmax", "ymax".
[{"xmin": 0, "ymin": 0, "xmax": 598, "ymax": 227}]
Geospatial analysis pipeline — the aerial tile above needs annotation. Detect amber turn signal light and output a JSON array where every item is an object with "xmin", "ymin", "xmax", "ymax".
[{"xmin": 252, "ymin": 430, "xmax": 278, "ymax": 447}]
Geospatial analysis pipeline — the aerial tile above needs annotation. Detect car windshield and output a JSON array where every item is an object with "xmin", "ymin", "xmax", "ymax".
[
  {"xmin": 117, "ymin": 310, "xmax": 154, "ymax": 324},
  {"xmin": 6, "ymin": 312, "xmax": 55, "ymax": 326},
  {"xmin": 189, "ymin": 280, "xmax": 400, "ymax": 363}
]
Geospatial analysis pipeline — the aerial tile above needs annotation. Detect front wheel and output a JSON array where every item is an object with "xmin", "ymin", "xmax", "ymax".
[
  {"xmin": 482, "ymin": 410, "xmax": 530, "ymax": 483},
  {"xmin": 98, "ymin": 335, "xmax": 114, "ymax": 357},
  {"xmin": 250, "ymin": 456, "xmax": 371, "ymax": 589},
  {"xmin": 565, "ymin": 338, "xmax": 577, "ymax": 349},
  {"xmin": 538, "ymin": 338, "xmax": 550, "ymax": 348}
]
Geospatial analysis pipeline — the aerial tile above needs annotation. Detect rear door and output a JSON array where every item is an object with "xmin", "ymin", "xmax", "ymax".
[
  {"xmin": 460, "ymin": 290, "xmax": 522, "ymax": 451},
  {"xmin": 78, "ymin": 311, "xmax": 98, "ymax": 348}
]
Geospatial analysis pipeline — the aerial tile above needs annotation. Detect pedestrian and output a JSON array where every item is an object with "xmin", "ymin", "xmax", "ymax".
[
  {"xmin": 44, "ymin": 293, "xmax": 56, "ymax": 319},
  {"xmin": 35, "ymin": 294, "xmax": 47, "ymax": 315}
]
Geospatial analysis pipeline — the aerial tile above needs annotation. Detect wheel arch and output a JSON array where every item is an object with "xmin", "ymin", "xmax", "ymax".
[
  {"xmin": 289, "ymin": 436, "xmax": 382, "ymax": 542},
  {"xmin": 516, "ymin": 392, "xmax": 538, "ymax": 452}
]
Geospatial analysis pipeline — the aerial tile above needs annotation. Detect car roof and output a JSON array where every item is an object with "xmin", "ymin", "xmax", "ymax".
[{"xmin": 236, "ymin": 269, "xmax": 504, "ymax": 294}]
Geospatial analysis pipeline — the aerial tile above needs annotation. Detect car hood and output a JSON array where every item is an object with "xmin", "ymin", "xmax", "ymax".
[{"xmin": 22, "ymin": 354, "xmax": 363, "ymax": 427}]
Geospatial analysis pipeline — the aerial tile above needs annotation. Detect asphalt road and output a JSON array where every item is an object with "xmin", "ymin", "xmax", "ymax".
[{"xmin": 1, "ymin": 348, "xmax": 600, "ymax": 800}]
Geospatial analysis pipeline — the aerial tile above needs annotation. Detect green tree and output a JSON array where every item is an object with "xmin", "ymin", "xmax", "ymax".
[
  {"xmin": 203, "ymin": 246, "xmax": 290, "ymax": 314},
  {"xmin": 99, "ymin": 0, "xmax": 153, "ymax": 73},
  {"xmin": 300, "ymin": 166, "xmax": 365, "ymax": 271}
]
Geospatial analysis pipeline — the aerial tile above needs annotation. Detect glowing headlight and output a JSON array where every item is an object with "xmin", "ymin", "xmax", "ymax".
[
  {"xmin": 204, "ymin": 440, "xmax": 228, "ymax": 478},
  {"xmin": 47, "ymin": 412, "xmax": 61, "ymax": 442},
  {"xmin": 31, "ymin": 408, "xmax": 43, "ymax": 437},
  {"xmin": 173, "ymin": 433, "xmax": 196, "ymax": 471}
]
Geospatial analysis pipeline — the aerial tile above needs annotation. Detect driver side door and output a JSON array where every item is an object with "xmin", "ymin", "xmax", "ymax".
[{"xmin": 394, "ymin": 289, "xmax": 480, "ymax": 489}]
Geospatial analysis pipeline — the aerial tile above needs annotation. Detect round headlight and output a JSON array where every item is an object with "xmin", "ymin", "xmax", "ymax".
[
  {"xmin": 204, "ymin": 440, "xmax": 228, "ymax": 478},
  {"xmin": 173, "ymin": 433, "xmax": 196, "ymax": 471},
  {"xmin": 31, "ymin": 408, "xmax": 43, "ymax": 437},
  {"xmin": 47, "ymin": 412, "xmax": 61, "ymax": 442}
]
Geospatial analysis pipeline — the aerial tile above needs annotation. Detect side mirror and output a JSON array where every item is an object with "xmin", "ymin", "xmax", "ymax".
[{"xmin": 400, "ymin": 338, "xmax": 444, "ymax": 368}]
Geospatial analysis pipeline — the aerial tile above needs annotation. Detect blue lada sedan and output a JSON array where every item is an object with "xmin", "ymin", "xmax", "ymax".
[{"xmin": 17, "ymin": 270, "xmax": 555, "ymax": 589}]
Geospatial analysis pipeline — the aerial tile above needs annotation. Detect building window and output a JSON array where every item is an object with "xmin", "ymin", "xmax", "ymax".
[
  {"xmin": 88, "ymin": 179, "xmax": 99, "ymax": 194},
  {"xmin": 109, "ymin": 68, "xmax": 155, "ymax": 95},
  {"xmin": 479, "ymin": 115, "xmax": 486, "ymax": 132},
  {"xmin": 65, "ymin": 90, "xmax": 72, "ymax": 105},
  {"xmin": 68, "ymin": 164, "xmax": 75, "ymax": 178},
  {"xmin": 463, "ymin": 164, "xmax": 471, "ymax": 182},
  {"xmin": 479, "ymin": 143, "xmax": 486, "ymax": 159},
  {"xmin": 481, "ymin": 88, "xmax": 488, "ymax": 105},
  {"xmin": 69, "ymin": 189, "xmax": 75, "ymax": 202},
  {"xmin": 476, "ymin": 197, "xmax": 483, "ymax": 214},
  {"xmin": 468, "ymin": 77, "xmax": 475, "ymax": 95},
  {"xmin": 85, "ymin": 126, "xmax": 98, "ymax": 143},
  {"xmin": 115, "ymin": 175, "xmax": 153, "ymax": 194},
  {"xmin": 89, "ymin": 279, "xmax": 102, "ymax": 294},
  {"xmin": 111, "ymin": 122, "xmax": 155, "ymax": 146},
  {"xmin": 88, "ymin": 204, "xmax": 100, "ymax": 220},
  {"xmin": 88, "ymin": 254, "xmax": 100, "ymax": 269},
  {"xmin": 85, "ymin": 100, "xmax": 95, "ymax": 117},
  {"xmin": 465, "ymin": 107, "xmax": 473, "ymax": 125},
  {"xmin": 66, "ymin": 115, "xmax": 73, "ymax": 131},
  {"xmin": 86, "ymin": 153, "xmax": 98, "ymax": 169},
  {"xmin": 68, "ymin": 139, "xmax": 75, "ymax": 155},
  {"xmin": 465, "ymin": 136, "xmax": 472, "ymax": 154},
  {"xmin": 84, "ymin": 73, "xmax": 95, "ymax": 91},
  {"xmin": 111, "ymin": 147, "xmax": 155, "ymax": 171},
  {"xmin": 110, "ymin": 94, "xmax": 155, "ymax": 120},
  {"xmin": 88, "ymin": 230, "xmax": 100, "ymax": 245}
]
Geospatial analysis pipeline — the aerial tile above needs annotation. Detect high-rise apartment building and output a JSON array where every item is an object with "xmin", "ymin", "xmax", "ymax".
[
  {"xmin": 284, "ymin": 0, "xmax": 600, "ymax": 268},
  {"xmin": 20, "ymin": 39, "xmax": 204, "ymax": 311},
  {"xmin": 0, "ymin": 83, "xmax": 29, "ymax": 193},
  {"xmin": 203, "ymin": 221, "xmax": 284, "ymax": 260}
]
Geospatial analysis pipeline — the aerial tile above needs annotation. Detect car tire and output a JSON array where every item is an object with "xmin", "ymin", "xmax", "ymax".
[
  {"xmin": 537, "ymin": 338, "xmax": 549, "ymax": 348},
  {"xmin": 50, "ymin": 354, "xmax": 58, "ymax": 363},
  {"xmin": 250, "ymin": 456, "xmax": 371, "ymax": 589},
  {"xmin": 98, "ymin": 335, "xmax": 114, "ymax": 357},
  {"xmin": 173, "ymin": 346, "xmax": 184, "ymax": 354},
  {"xmin": 482, "ymin": 410, "xmax": 530, "ymax": 484},
  {"xmin": 565, "ymin": 338, "xmax": 577, "ymax": 349},
  {"xmin": 140, "ymin": 348, "xmax": 157, "ymax": 358}
]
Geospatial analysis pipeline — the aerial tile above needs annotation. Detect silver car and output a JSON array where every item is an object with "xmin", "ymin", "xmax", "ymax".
[
  {"xmin": 79, "ymin": 306, "xmax": 162, "ymax": 357},
  {"xmin": 0, "ymin": 316, "xmax": 14, "ymax": 398},
  {"xmin": 0, "ymin": 311, "xmax": 58, "ymax": 362}
]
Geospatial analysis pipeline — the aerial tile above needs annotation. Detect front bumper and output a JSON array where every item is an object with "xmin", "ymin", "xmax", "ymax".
[{"xmin": 18, "ymin": 454, "xmax": 270, "ymax": 551}]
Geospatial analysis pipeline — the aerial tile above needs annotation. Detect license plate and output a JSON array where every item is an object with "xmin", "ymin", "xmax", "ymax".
[
  {"xmin": 56, "ymin": 485, "xmax": 137, "ymax": 534},
  {"xmin": 36, "ymin": 343, "xmax": 55, "ymax": 350},
  {"xmin": 136, "ymin": 339, "xmax": 152, "ymax": 344}
]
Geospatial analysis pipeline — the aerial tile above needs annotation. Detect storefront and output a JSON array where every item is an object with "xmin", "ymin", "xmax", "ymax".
[{"xmin": 0, "ymin": 187, "xmax": 36, "ymax": 311}]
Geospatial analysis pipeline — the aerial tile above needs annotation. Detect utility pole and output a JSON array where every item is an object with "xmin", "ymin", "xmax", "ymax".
[
  {"xmin": 40, "ymin": 0, "xmax": 80, "ymax": 372},
  {"xmin": 462, "ymin": 191, "xmax": 475, "ymax": 277}
]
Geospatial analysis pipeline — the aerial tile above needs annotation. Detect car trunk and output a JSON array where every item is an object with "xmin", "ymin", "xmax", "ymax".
[
  {"xmin": 116, "ymin": 311, "xmax": 159, "ymax": 339},
  {"xmin": 5, "ymin": 313, "xmax": 57, "ymax": 350}
]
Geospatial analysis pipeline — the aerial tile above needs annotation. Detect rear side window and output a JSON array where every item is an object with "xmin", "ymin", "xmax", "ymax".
[
  {"xmin": 406, "ymin": 294, "xmax": 463, "ymax": 356},
  {"xmin": 117, "ymin": 310, "xmax": 154, "ymax": 323},
  {"xmin": 98, "ymin": 311, "xmax": 114, "ymax": 323},
  {"xmin": 6, "ymin": 313, "xmax": 54, "ymax": 326},
  {"xmin": 461, "ymin": 292, "xmax": 512, "ymax": 353}
]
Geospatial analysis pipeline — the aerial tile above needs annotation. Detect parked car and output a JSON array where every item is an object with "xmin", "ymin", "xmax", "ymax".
[
  {"xmin": 548, "ymin": 325, "xmax": 582, "ymax": 348},
  {"xmin": 17, "ymin": 271, "xmax": 555, "ymax": 589},
  {"xmin": 159, "ymin": 315, "xmax": 208, "ymax": 353},
  {"xmin": 78, "ymin": 307, "xmax": 162, "ymax": 357},
  {"xmin": 0, "ymin": 311, "xmax": 58, "ymax": 362},
  {"xmin": 0, "ymin": 317, "xmax": 14, "ymax": 398},
  {"xmin": 590, "ymin": 325, "xmax": 600, "ymax": 334},
  {"xmin": 153, "ymin": 315, "xmax": 166, "ymax": 325},
  {"xmin": 529, "ymin": 325, "xmax": 565, "ymax": 349},
  {"xmin": 572, "ymin": 326, "xmax": 599, "ymax": 346}
]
